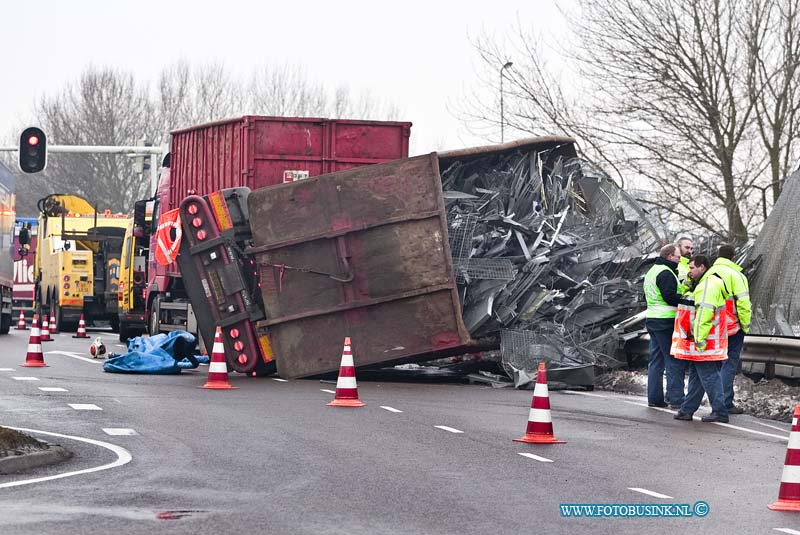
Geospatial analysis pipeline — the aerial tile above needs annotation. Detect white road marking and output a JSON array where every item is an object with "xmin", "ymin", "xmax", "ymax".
[
  {"xmin": 775, "ymin": 529, "xmax": 800, "ymax": 535},
  {"xmin": 752, "ymin": 421, "xmax": 789, "ymax": 433},
  {"xmin": 38, "ymin": 387, "xmax": 68, "ymax": 392},
  {"xmin": 46, "ymin": 350, "xmax": 101, "ymax": 364},
  {"xmin": 380, "ymin": 406, "xmax": 403, "ymax": 413},
  {"xmin": 68, "ymin": 403, "xmax": 102, "ymax": 411},
  {"xmin": 114, "ymin": 344, "xmax": 126, "ymax": 349},
  {"xmin": 0, "ymin": 426, "xmax": 131, "ymax": 489},
  {"xmin": 0, "ymin": 367, "xmax": 15, "ymax": 371},
  {"xmin": 560, "ymin": 391, "xmax": 609, "ymax": 398},
  {"xmin": 517, "ymin": 452, "xmax": 553, "ymax": 463},
  {"xmin": 102, "ymin": 428, "xmax": 138, "ymax": 436},
  {"xmin": 320, "ymin": 389, "xmax": 336, "ymax": 394},
  {"xmin": 434, "ymin": 425, "xmax": 464, "ymax": 434},
  {"xmin": 272, "ymin": 378, "xmax": 288, "ymax": 382},
  {"xmin": 12, "ymin": 376, "xmax": 39, "ymax": 381},
  {"xmin": 628, "ymin": 487, "xmax": 673, "ymax": 499}
]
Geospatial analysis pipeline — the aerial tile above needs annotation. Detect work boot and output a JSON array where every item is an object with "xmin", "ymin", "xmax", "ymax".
[
  {"xmin": 668, "ymin": 404, "xmax": 682, "ymax": 410},
  {"xmin": 727, "ymin": 405, "xmax": 744, "ymax": 415},
  {"xmin": 700, "ymin": 413, "xmax": 729, "ymax": 423},
  {"xmin": 673, "ymin": 412, "xmax": 693, "ymax": 421},
  {"xmin": 648, "ymin": 402, "xmax": 668, "ymax": 408}
]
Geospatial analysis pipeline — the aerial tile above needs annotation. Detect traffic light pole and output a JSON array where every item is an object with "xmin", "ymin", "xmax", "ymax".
[{"xmin": 0, "ymin": 144, "xmax": 164, "ymax": 195}]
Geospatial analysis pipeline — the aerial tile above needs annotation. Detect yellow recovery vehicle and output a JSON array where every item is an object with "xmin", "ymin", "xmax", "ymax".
[{"xmin": 34, "ymin": 194, "xmax": 129, "ymax": 332}]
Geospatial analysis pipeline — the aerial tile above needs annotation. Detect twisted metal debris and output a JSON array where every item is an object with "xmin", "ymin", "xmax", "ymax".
[{"xmin": 440, "ymin": 145, "xmax": 663, "ymax": 384}]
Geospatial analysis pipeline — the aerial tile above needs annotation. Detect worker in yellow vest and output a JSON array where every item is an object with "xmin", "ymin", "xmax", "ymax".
[
  {"xmin": 675, "ymin": 236, "xmax": 694, "ymax": 292},
  {"xmin": 705, "ymin": 244, "xmax": 751, "ymax": 414},
  {"xmin": 643, "ymin": 244, "xmax": 683, "ymax": 408},
  {"xmin": 672, "ymin": 255, "xmax": 730, "ymax": 423}
]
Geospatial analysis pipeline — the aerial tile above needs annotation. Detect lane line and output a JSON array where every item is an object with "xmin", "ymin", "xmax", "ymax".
[
  {"xmin": 0, "ymin": 367, "xmax": 15, "ymax": 371},
  {"xmin": 753, "ymin": 421, "xmax": 790, "ymax": 433},
  {"xmin": 38, "ymin": 387, "xmax": 68, "ymax": 392},
  {"xmin": 567, "ymin": 391, "xmax": 791, "ymax": 442},
  {"xmin": 380, "ymin": 406, "xmax": 403, "ymax": 413},
  {"xmin": 775, "ymin": 529, "xmax": 800, "ymax": 535},
  {"xmin": 560, "ymin": 391, "xmax": 610, "ymax": 399},
  {"xmin": 434, "ymin": 425, "xmax": 464, "ymax": 434},
  {"xmin": 628, "ymin": 487, "xmax": 673, "ymax": 499},
  {"xmin": 272, "ymin": 378, "xmax": 288, "ymax": 382},
  {"xmin": 68, "ymin": 403, "xmax": 102, "ymax": 411},
  {"xmin": 320, "ymin": 389, "xmax": 336, "ymax": 394},
  {"xmin": 46, "ymin": 350, "xmax": 101, "ymax": 364},
  {"xmin": 12, "ymin": 376, "xmax": 39, "ymax": 381},
  {"xmin": 0, "ymin": 426, "xmax": 132, "ymax": 489},
  {"xmin": 517, "ymin": 452, "xmax": 553, "ymax": 463},
  {"xmin": 114, "ymin": 344, "xmax": 126, "ymax": 349},
  {"xmin": 102, "ymin": 428, "xmax": 138, "ymax": 436}
]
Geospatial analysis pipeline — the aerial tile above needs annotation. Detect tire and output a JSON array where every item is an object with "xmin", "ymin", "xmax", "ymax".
[
  {"xmin": 149, "ymin": 296, "xmax": 161, "ymax": 336},
  {"xmin": 0, "ymin": 313, "xmax": 10, "ymax": 335},
  {"xmin": 55, "ymin": 303, "xmax": 68, "ymax": 332},
  {"xmin": 118, "ymin": 320, "xmax": 129, "ymax": 343},
  {"xmin": 109, "ymin": 315, "xmax": 120, "ymax": 333}
]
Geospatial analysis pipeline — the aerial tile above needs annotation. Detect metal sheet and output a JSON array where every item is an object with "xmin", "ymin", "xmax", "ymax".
[{"xmin": 248, "ymin": 155, "xmax": 471, "ymax": 378}]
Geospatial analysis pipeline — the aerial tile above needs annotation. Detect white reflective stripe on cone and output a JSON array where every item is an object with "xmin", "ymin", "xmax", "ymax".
[
  {"xmin": 339, "ymin": 354, "xmax": 354, "ymax": 367},
  {"xmin": 793, "ymin": 418, "xmax": 798, "ymax": 427},
  {"xmin": 788, "ymin": 432, "xmax": 800, "ymax": 450},
  {"xmin": 780, "ymin": 464, "xmax": 800, "ymax": 484},
  {"xmin": 343, "ymin": 345, "xmax": 351, "ymax": 352},
  {"xmin": 27, "ymin": 345, "xmax": 42, "ymax": 353},
  {"xmin": 336, "ymin": 376, "xmax": 358, "ymax": 389},
  {"xmin": 533, "ymin": 382, "xmax": 549, "ymax": 397},
  {"xmin": 528, "ymin": 408, "xmax": 552, "ymax": 423},
  {"xmin": 208, "ymin": 362, "xmax": 228, "ymax": 374},
  {"xmin": 211, "ymin": 342, "xmax": 224, "ymax": 353}
]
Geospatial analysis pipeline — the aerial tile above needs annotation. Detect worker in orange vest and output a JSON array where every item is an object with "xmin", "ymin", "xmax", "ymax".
[{"xmin": 672, "ymin": 255, "xmax": 730, "ymax": 423}]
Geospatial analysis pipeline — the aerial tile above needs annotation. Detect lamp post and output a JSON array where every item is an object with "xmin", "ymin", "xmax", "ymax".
[{"xmin": 500, "ymin": 61, "xmax": 513, "ymax": 143}]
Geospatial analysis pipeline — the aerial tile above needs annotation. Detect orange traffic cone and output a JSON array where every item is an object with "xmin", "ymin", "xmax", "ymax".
[
  {"xmin": 327, "ymin": 337, "xmax": 365, "ymax": 407},
  {"xmin": 40, "ymin": 314, "xmax": 52, "ymax": 342},
  {"xmin": 49, "ymin": 313, "xmax": 58, "ymax": 334},
  {"xmin": 21, "ymin": 314, "xmax": 47, "ymax": 367},
  {"xmin": 513, "ymin": 362, "xmax": 565, "ymax": 444},
  {"xmin": 769, "ymin": 405, "xmax": 800, "ymax": 511},
  {"xmin": 15, "ymin": 310, "xmax": 27, "ymax": 330},
  {"xmin": 73, "ymin": 315, "xmax": 89, "ymax": 338},
  {"xmin": 199, "ymin": 326, "xmax": 237, "ymax": 390}
]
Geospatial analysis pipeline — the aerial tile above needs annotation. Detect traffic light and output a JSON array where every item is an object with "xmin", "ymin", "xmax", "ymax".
[{"xmin": 18, "ymin": 127, "xmax": 47, "ymax": 173}]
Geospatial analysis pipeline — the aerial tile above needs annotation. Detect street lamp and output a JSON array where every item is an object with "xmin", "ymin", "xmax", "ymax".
[{"xmin": 500, "ymin": 61, "xmax": 513, "ymax": 143}]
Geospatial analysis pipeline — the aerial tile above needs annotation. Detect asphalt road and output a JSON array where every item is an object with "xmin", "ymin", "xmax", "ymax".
[{"xmin": 0, "ymin": 328, "xmax": 797, "ymax": 534}]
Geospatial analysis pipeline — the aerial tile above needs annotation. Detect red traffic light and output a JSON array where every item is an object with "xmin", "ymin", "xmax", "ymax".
[{"xmin": 18, "ymin": 127, "xmax": 47, "ymax": 173}]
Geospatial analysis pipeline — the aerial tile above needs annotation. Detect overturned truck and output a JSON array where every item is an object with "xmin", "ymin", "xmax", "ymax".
[{"xmin": 173, "ymin": 137, "xmax": 662, "ymax": 378}]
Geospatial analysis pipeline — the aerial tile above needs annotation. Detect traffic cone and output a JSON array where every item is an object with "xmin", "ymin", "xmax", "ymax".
[
  {"xmin": 49, "ymin": 313, "xmax": 58, "ymax": 334},
  {"xmin": 21, "ymin": 314, "xmax": 47, "ymax": 367},
  {"xmin": 73, "ymin": 315, "xmax": 89, "ymax": 338},
  {"xmin": 199, "ymin": 326, "xmax": 237, "ymax": 390},
  {"xmin": 40, "ymin": 314, "xmax": 52, "ymax": 342},
  {"xmin": 15, "ymin": 310, "xmax": 26, "ymax": 330},
  {"xmin": 769, "ymin": 405, "xmax": 800, "ymax": 511},
  {"xmin": 327, "ymin": 337, "xmax": 365, "ymax": 407},
  {"xmin": 513, "ymin": 362, "xmax": 565, "ymax": 444}
]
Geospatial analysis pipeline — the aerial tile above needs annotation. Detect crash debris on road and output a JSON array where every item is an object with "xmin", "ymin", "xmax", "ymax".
[{"xmin": 0, "ymin": 426, "xmax": 71, "ymax": 474}]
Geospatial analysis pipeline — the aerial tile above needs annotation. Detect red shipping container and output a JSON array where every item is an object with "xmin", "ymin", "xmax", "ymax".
[{"xmin": 168, "ymin": 116, "xmax": 412, "ymax": 212}]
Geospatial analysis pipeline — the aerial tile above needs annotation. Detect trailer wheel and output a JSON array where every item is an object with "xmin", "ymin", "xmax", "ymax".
[
  {"xmin": 55, "ymin": 304, "xmax": 69, "ymax": 332},
  {"xmin": 109, "ymin": 315, "xmax": 120, "ymax": 333},
  {"xmin": 0, "ymin": 313, "xmax": 10, "ymax": 335},
  {"xmin": 118, "ymin": 320, "xmax": 129, "ymax": 343}
]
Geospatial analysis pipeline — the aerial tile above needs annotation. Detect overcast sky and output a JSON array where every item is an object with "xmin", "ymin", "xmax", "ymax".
[{"xmin": 1, "ymin": 0, "xmax": 572, "ymax": 155}]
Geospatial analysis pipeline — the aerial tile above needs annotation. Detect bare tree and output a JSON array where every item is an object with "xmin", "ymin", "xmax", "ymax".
[
  {"xmin": 23, "ymin": 67, "xmax": 156, "ymax": 214},
  {"xmin": 460, "ymin": 0, "xmax": 800, "ymax": 243}
]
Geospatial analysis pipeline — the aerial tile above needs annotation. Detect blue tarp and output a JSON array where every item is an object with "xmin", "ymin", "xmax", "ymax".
[{"xmin": 103, "ymin": 331, "xmax": 210, "ymax": 374}]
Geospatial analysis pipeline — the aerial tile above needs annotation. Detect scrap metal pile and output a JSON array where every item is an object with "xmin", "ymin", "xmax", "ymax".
[{"xmin": 440, "ymin": 145, "xmax": 663, "ymax": 385}]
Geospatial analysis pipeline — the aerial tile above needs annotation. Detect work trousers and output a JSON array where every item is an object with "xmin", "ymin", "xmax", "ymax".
[
  {"xmin": 646, "ymin": 319, "xmax": 684, "ymax": 406},
  {"xmin": 679, "ymin": 360, "xmax": 728, "ymax": 417},
  {"xmin": 721, "ymin": 330, "xmax": 744, "ymax": 409}
]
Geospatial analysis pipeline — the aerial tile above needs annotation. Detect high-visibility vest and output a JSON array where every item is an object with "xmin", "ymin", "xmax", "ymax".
[
  {"xmin": 155, "ymin": 208, "xmax": 183, "ymax": 267},
  {"xmin": 644, "ymin": 264, "xmax": 678, "ymax": 319},
  {"xmin": 707, "ymin": 258, "xmax": 751, "ymax": 335},
  {"xmin": 672, "ymin": 274, "xmax": 729, "ymax": 361}
]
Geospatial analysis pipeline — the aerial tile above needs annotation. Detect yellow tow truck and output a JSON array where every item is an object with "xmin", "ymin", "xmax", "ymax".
[{"xmin": 34, "ymin": 194, "xmax": 129, "ymax": 332}]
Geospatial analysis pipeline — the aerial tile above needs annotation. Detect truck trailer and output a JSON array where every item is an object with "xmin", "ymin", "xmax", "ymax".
[
  {"xmin": 126, "ymin": 116, "xmax": 412, "ymax": 349},
  {"xmin": 0, "ymin": 162, "xmax": 17, "ymax": 333}
]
